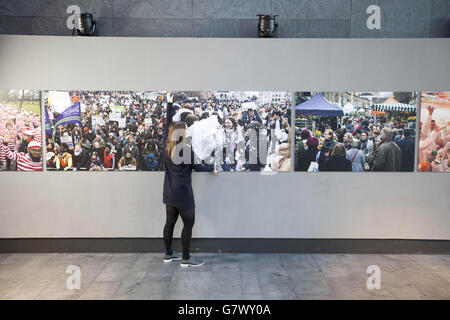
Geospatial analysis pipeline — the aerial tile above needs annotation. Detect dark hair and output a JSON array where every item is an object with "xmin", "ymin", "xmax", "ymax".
[
  {"xmin": 224, "ymin": 116, "xmax": 236, "ymax": 129},
  {"xmin": 248, "ymin": 121, "xmax": 263, "ymax": 131},
  {"xmin": 180, "ymin": 111, "xmax": 191, "ymax": 123},
  {"xmin": 404, "ymin": 128, "xmax": 413, "ymax": 137},
  {"xmin": 200, "ymin": 112, "xmax": 209, "ymax": 120},
  {"xmin": 185, "ymin": 114, "xmax": 199, "ymax": 127},
  {"xmin": 300, "ymin": 129, "xmax": 311, "ymax": 140}
]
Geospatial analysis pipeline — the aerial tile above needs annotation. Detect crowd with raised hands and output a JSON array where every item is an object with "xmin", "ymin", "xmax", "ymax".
[
  {"xmin": 45, "ymin": 91, "xmax": 291, "ymax": 172},
  {"xmin": 0, "ymin": 104, "xmax": 42, "ymax": 171},
  {"xmin": 418, "ymin": 106, "xmax": 449, "ymax": 172},
  {"xmin": 295, "ymin": 114, "xmax": 416, "ymax": 172}
]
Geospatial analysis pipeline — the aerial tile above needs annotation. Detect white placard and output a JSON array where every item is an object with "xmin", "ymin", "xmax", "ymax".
[
  {"xmin": 109, "ymin": 113, "xmax": 121, "ymax": 122},
  {"xmin": 49, "ymin": 91, "xmax": 72, "ymax": 113},
  {"xmin": 118, "ymin": 118, "xmax": 126, "ymax": 128},
  {"xmin": 60, "ymin": 135, "xmax": 73, "ymax": 145}
]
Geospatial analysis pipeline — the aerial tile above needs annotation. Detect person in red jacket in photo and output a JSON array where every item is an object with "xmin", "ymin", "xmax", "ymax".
[{"xmin": 103, "ymin": 144, "xmax": 116, "ymax": 170}]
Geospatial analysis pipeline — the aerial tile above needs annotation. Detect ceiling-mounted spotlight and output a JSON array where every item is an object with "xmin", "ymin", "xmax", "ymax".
[
  {"xmin": 72, "ymin": 12, "xmax": 97, "ymax": 36},
  {"xmin": 257, "ymin": 15, "xmax": 278, "ymax": 38}
]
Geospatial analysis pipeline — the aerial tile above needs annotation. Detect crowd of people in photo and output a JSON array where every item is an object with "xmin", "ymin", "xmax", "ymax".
[
  {"xmin": 0, "ymin": 104, "xmax": 42, "ymax": 171},
  {"xmin": 45, "ymin": 91, "xmax": 291, "ymax": 172},
  {"xmin": 295, "ymin": 114, "xmax": 416, "ymax": 172},
  {"xmin": 418, "ymin": 105, "xmax": 449, "ymax": 172}
]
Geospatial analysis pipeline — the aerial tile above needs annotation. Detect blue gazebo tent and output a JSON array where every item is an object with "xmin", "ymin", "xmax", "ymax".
[{"xmin": 295, "ymin": 94, "xmax": 344, "ymax": 117}]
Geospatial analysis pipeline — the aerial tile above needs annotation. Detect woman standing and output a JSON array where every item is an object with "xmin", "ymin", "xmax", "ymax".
[
  {"xmin": 221, "ymin": 116, "xmax": 242, "ymax": 171},
  {"xmin": 345, "ymin": 139, "xmax": 365, "ymax": 172},
  {"xmin": 163, "ymin": 92, "xmax": 217, "ymax": 267},
  {"xmin": 323, "ymin": 143, "xmax": 352, "ymax": 171}
]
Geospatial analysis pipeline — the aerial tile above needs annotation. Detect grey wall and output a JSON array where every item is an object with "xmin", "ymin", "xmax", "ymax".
[
  {"xmin": 0, "ymin": 35, "xmax": 449, "ymax": 239},
  {"xmin": 0, "ymin": 0, "xmax": 449, "ymax": 38},
  {"xmin": 0, "ymin": 172, "xmax": 449, "ymax": 239}
]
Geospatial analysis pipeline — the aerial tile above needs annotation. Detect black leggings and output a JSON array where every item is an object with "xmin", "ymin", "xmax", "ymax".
[{"xmin": 163, "ymin": 204, "xmax": 195, "ymax": 260}]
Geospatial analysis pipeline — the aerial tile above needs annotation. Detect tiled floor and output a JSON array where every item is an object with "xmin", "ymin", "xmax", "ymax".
[{"xmin": 0, "ymin": 253, "xmax": 449, "ymax": 300}]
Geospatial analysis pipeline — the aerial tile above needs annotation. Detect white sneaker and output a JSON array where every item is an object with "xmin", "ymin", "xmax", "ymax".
[{"xmin": 180, "ymin": 258, "xmax": 205, "ymax": 267}]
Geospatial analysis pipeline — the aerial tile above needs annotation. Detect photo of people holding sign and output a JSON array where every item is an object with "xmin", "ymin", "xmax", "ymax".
[
  {"xmin": 43, "ymin": 90, "xmax": 291, "ymax": 172},
  {"xmin": 0, "ymin": 89, "xmax": 42, "ymax": 171}
]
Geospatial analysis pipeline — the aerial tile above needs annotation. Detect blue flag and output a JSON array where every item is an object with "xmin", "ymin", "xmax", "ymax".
[
  {"xmin": 54, "ymin": 102, "xmax": 82, "ymax": 128},
  {"xmin": 45, "ymin": 106, "xmax": 52, "ymax": 135}
]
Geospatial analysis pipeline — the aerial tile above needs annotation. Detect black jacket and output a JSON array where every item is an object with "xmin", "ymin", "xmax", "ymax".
[
  {"xmin": 295, "ymin": 147, "xmax": 318, "ymax": 171},
  {"xmin": 324, "ymin": 156, "xmax": 352, "ymax": 171},
  {"xmin": 162, "ymin": 102, "xmax": 214, "ymax": 209},
  {"xmin": 396, "ymin": 137, "xmax": 415, "ymax": 172},
  {"xmin": 73, "ymin": 149, "xmax": 90, "ymax": 170}
]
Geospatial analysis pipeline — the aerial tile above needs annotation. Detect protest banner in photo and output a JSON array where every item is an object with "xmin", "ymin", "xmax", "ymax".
[
  {"xmin": 54, "ymin": 102, "xmax": 82, "ymax": 128},
  {"xmin": 43, "ymin": 90, "xmax": 291, "ymax": 172},
  {"xmin": 48, "ymin": 91, "xmax": 72, "ymax": 114},
  {"xmin": 118, "ymin": 118, "xmax": 126, "ymax": 128},
  {"xmin": 109, "ymin": 113, "xmax": 122, "ymax": 122},
  {"xmin": 111, "ymin": 105, "xmax": 125, "ymax": 114}
]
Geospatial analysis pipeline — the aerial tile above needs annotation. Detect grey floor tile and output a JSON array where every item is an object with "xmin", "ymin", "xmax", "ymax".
[
  {"xmin": 329, "ymin": 281, "xmax": 375, "ymax": 300},
  {"xmin": 354, "ymin": 254, "xmax": 405, "ymax": 273},
  {"xmin": 113, "ymin": 280, "xmax": 170, "ymax": 300},
  {"xmin": 112, "ymin": 279, "xmax": 145, "ymax": 297},
  {"xmin": 93, "ymin": 262, "xmax": 134, "ymax": 282},
  {"xmin": 35, "ymin": 272, "xmax": 85, "ymax": 300},
  {"xmin": 130, "ymin": 253, "xmax": 162, "ymax": 272},
  {"xmin": 79, "ymin": 281, "xmax": 121, "ymax": 300},
  {"xmin": 7, "ymin": 263, "xmax": 66, "ymax": 283},
  {"xmin": 0, "ymin": 254, "xmax": 10, "ymax": 263},
  {"xmin": 377, "ymin": 272, "xmax": 426, "ymax": 300},
  {"xmin": 0, "ymin": 279, "xmax": 21, "ymax": 299},
  {"xmin": 110, "ymin": 253, "xmax": 141, "ymax": 264},
  {"xmin": 258, "ymin": 269, "xmax": 298, "ymax": 300},
  {"xmin": 241, "ymin": 294, "xmax": 265, "ymax": 300},
  {"xmin": 438, "ymin": 255, "xmax": 450, "ymax": 262},
  {"xmin": 74, "ymin": 253, "xmax": 112, "ymax": 269},
  {"xmin": 400, "ymin": 271, "xmax": 450, "ymax": 299},
  {"xmin": 0, "ymin": 253, "xmax": 448, "ymax": 300},
  {"xmin": 290, "ymin": 269, "xmax": 336, "ymax": 299},
  {"xmin": 46, "ymin": 253, "xmax": 81, "ymax": 264},
  {"xmin": 1, "ymin": 253, "xmax": 36, "ymax": 265},
  {"xmin": 143, "ymin": 262, "xmax": 179, "ymax": 282},
  {"xmin": 168, "ymin": 269, "xmax": 212, "ymax": 300},
  {"xmin": 0, "ymin": 280, "xmax": 50, "ymax": 300},
  {"xmin": 0, "ymin": 264, "xmax": 20, "ymax": 280},
  {"xmin": 208, "ymin": 262, "xmax": 242, "ymax": 297},
  {"xmin": 279, "ymin": 254, "xmax": 320, "ymax": 271},
  {"xmin": 240, "ymin": 270, "xmax": 261, "ymax": 295}
]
